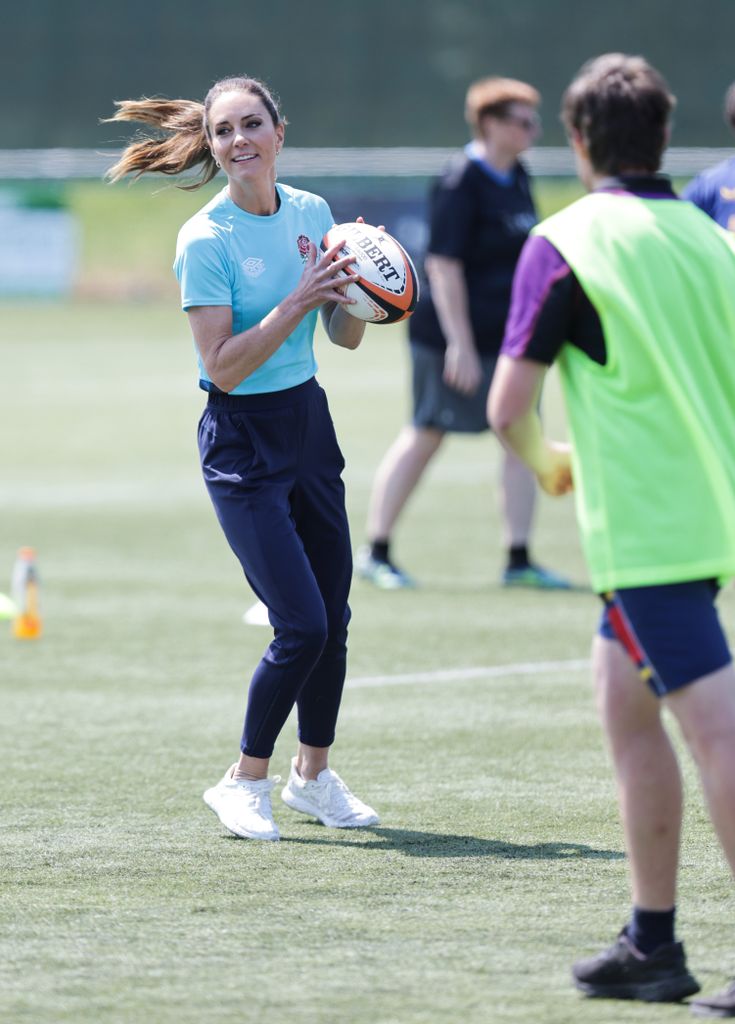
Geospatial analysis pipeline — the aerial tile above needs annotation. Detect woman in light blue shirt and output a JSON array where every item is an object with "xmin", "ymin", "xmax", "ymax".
[{"xmin": 108, "ymin": 75, "xmax": 379, "ymax": 841}]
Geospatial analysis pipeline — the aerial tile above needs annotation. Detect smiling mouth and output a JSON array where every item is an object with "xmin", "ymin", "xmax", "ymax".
[{"xmin": 232, "ymin": 154, "xmax": 257, "ymax": 163}]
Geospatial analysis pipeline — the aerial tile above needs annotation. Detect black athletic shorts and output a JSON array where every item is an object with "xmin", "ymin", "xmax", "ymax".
[{"xmin": 411, "ymin": 341, "xmax": 497, "ymax": 434}]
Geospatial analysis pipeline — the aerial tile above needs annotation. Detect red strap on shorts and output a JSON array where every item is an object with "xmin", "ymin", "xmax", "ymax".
[{"xmin": 602, "ymin": 592, "xmax": 654, "ymax": 683}]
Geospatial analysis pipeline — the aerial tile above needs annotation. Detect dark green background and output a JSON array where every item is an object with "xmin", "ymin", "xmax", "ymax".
[{"xmin": 4, "ymin": 0, "xmax": 735, "ymax": 148}]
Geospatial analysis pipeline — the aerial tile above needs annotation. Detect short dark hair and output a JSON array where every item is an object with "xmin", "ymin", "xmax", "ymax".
[
  {"xmin": 724, "ymin": 81, "xmax": 735, "ymax": 133},
  {"xmin": 561, "ymin": 54, "xmax": 675, "ymax": 175}
]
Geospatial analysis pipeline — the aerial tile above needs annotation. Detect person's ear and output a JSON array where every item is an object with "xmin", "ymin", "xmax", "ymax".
[{"xmin": 569, "ymin": 128, "xmax": 588, "ymax": 160}]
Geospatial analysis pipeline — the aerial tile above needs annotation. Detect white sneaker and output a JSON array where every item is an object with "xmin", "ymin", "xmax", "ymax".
[
  {"xmin": 203, "ymin": 766, "xmax": 280, "ymax": 841},
  {"xmin": 281, "ymin": 758, "xmax": 380, "ymax": 828},
  {"xmin": 242, "ymin": 600, "xmax": 270, "ymax": 626}
]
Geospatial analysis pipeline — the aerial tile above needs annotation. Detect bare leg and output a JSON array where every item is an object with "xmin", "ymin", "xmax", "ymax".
[
  {"xmin": 234, "ymin": 753, "xmax": 270, "ymax": 781},
  {"xmin": 499, "ymin": 447, "xmax": 536, "ymax": 548},
  {"xmin": 682, "ymin": 671, "xmax": 735, "ymax": 1022},
  {"xmin": 292, "ymin": 745, "xmax": 331, "ymax": 774},
  {"xmin": 366, "ymin": 425, "xmax": 444, "ymax": 541},
  {"xmin": 594, "ymin": 635, "xmax": 682, "ymax": 909},
  {"xmin": 295, "ymin": 742, "xmax": 329, "ymax": 781},
  {"xmin": 665, "ymin": 662, "xmax": 735, "ymax": 878}
]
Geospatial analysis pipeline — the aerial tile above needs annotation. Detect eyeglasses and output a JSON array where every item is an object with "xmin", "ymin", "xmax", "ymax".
[{"xmin": 501, "ymin": 113, "xmax": 541, "ymax": 132}]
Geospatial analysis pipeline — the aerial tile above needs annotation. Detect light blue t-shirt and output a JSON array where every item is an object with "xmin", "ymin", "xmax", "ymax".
[{"xmin": 173, "ymin": 183, "xmax": 334, "ymax": 394}]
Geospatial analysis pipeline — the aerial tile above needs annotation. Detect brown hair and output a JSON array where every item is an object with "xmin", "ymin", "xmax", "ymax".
[
  {"xmin": 105, "ymin": 76, "xmax": 284, "ymax": 189},
  {"xmin": 725, "ymin": 81, "xmax": 735, "ymax": 133},
  {"xmin": 561, "ymin": 54, "xmax": 675, "ymax": 175},
  {"xmin": 465, "ymin": 77, "xmax": 540, "ymax": 135}
]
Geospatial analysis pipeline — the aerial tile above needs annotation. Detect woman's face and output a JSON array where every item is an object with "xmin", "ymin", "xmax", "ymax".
[
  {"xmin": 207, "ymin": 90, "xmax": 284, "ymax": 184},
  {"xmin": 480, "ymin": 102, "xmax": 540, "ymax": 158}
]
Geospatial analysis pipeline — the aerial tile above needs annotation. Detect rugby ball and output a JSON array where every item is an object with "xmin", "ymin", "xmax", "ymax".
[{"xmin": 321, "ymin": 222, "xmax": 419, "ymax": 324}]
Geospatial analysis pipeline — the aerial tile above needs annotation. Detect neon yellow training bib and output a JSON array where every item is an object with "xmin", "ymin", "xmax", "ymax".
[{"xmin": 534, "ymin": 192, "xmax": 735, "ymax": 591}]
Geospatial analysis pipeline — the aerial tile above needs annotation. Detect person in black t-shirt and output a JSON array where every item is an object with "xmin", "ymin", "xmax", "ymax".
[{"xmin": 356, "ymin": 77, "xmax": 571, "ymax": 590}]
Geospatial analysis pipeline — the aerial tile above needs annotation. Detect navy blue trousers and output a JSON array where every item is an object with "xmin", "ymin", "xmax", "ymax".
[{"xmin": 198, "ymin": 377, "xmax": 352, "ymax": 759}]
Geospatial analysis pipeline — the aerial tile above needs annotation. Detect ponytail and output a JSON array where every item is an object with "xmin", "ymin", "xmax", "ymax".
[
  {"xmin": 104, "ymin": 98, "xmax": 217, "ymax": 190},
  {"xmin": 105, "ymin": 77, "xmax": 284, "ymax": 190}
]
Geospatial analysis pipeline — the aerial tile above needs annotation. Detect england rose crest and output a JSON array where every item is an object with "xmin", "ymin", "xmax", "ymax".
[{"xmin": 296, "ymin": 234, "xmax": 311, "ymax": 264}]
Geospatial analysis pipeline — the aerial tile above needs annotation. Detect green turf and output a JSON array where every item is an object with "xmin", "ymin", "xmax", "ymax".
[
  {"xmin": 45, "ymin": 175, "xmax": 698, "ymax": 301},
  {"xmin": 58, "ymin": 177, "xmax": 587, "ymax": 300},
  {"xmin": 1, "ymin": 298, "xmax": 733, "ymax": 1023}
]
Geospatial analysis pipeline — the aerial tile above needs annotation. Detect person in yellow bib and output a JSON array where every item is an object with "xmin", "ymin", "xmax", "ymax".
[{"xmin": 489, "ymin": 53, "xmax": 735, "ymax": 1017}]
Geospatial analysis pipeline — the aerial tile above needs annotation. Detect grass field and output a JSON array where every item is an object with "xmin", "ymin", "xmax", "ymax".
[
  {"xmin": 54, "ymin": 176, "xmax": 589, "ymax": 299},
  {"xmin": 1, "ymin": 180, "xmax": 733, "ymax": 1023}
]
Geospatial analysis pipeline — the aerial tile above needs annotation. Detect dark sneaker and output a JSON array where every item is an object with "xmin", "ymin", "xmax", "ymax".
[
  {"xmin": 502, "ymin": 563, "xmax": 572, "ymax": 590},
  {"xmin": 691, "ymin": 981, "xmax": 735, "ymax": 1018},
  {"xmin": 572, "ymin": 930, "xmax": 701, "ymax": 1002}
]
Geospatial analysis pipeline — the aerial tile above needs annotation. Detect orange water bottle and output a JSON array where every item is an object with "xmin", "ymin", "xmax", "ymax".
[{"xmin": 11, "ymin": 547, "xmax": 42, "ymax": 639}]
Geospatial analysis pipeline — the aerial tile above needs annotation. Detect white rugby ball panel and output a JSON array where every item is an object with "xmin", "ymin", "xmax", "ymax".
[{"xmin": 321, "ymin": 222, "xmax": 419, "ymax": 324}]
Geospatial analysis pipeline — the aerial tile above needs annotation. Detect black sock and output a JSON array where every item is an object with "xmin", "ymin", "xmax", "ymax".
[
  {"xmin": 507, "ymin": 544, "xmax": 530, "ymax": 570},
  {"xmin": 370, "ymin": 540, "xmax": 390, "ymax": 563},
  {"xmin": 628, "ymin": 906, "xmax": 676, "ymax": 955}
]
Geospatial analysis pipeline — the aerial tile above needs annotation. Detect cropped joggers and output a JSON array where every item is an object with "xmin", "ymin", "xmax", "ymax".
[{"xmin": 198, "ymin": 377, "xmax": 352, "ymax": 758}]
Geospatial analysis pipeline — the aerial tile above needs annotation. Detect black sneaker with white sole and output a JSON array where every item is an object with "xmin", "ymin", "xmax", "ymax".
[{"xmin": 572, "ymin": 929, "xmax": 701, "ymax": 1002}]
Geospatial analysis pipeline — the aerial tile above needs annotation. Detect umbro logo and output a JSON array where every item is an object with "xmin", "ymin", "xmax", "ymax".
[{"xmin": 242, "ymin": 257, "xmax": 266, "ymax": 278}]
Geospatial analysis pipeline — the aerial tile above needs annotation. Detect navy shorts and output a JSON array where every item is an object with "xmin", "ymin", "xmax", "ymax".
[{"xmin": 598, "ymin": 579, "xmax": 732, "ymax": 696}]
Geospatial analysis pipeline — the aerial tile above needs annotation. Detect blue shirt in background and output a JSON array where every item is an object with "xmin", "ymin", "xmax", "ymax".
[
  {"xmin": 174, "ymin": 183, "xmax": 334, "ymax": 394},
  {"xmin": 683, "ymin": 155, "xmax": 735, "ymax": 233}
]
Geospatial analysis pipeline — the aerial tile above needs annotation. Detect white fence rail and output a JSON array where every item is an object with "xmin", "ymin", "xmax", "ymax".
[{"xmin": 0, "ymin": 147, "xmax": 729, "ymax": 180}]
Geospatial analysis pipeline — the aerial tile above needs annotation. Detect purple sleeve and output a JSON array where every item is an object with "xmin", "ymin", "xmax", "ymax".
[{"xmin": 501, "ymin": 235, "xmax": 573, "ymax": 362}]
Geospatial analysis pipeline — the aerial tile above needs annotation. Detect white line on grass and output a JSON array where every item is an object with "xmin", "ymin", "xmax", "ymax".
[{"xmin": 347, "ymin": 657, "xmax": 591, "ymax": 689}]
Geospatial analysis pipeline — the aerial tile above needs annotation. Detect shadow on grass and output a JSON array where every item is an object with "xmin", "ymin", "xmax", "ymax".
[{"xmin": 279, "ymin": 826, "xmax": 624, "ymax": 860}]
